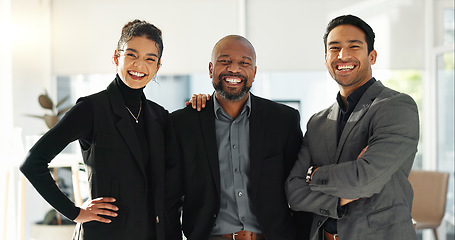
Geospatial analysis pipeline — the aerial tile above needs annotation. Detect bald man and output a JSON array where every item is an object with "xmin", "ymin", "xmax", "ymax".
[{"xmin": 166, "ymin": 35, "xmax": 312, "ymax": 240}]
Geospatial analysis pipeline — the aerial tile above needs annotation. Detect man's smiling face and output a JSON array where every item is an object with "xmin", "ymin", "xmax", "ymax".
[
  {"xmin": 209, "ymin": 38, "xmax": 257, "ymax": 101},
  {"xmin": 325, "ymin": 24, "xmax": 376, "ymax": 92}
]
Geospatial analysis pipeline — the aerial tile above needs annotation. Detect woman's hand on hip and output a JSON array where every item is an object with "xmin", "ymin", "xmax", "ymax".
[{"xmin": 74, "ymin": 197, "xmax": 118, "ymax": 223}]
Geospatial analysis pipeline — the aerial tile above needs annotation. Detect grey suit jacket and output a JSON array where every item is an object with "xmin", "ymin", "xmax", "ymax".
[{"xmin": 285, "ymin": 81, "xmax": 419, "ymax": 240}]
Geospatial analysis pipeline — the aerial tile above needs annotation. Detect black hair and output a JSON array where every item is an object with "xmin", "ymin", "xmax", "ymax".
[
  {"xmin": 323, "ymin": 15, "xmax": 375, "ymax": 53},
  {"xmin": 117, "ymin": 19, "xmax": 163, "ymax": 65}
]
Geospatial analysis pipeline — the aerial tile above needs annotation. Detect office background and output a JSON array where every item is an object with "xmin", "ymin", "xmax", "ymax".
[{"xmin": 0, "ymin": 0, "xmax": 453, "ymax": 239}]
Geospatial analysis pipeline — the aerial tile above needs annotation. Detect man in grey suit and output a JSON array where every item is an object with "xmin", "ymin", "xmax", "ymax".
[{"xmin": 285, "ymin": 15, "xmax": 419, "ymax": 240}]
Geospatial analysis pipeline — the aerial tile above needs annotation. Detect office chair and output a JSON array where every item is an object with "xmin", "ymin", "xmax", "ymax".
[{"xmin": 409, "ymin": 170, "xmax": 450, "ymax": 240}]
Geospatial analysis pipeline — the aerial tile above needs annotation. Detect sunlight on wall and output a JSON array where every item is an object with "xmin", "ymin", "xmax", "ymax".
[
  {"xmin": 0, "ymin": 0, "xmax": 13, "ymax": 149},
  {"xmin": 0, "ymin": 0, "xmax": 20, "ymax": 239}
]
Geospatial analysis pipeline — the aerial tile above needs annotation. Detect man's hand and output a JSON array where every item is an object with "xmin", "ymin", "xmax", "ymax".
[
  {"xmin": 340, "ymin": 198, "xmax": 359, "ymax": 206},
  {"xmin": 357, "ymin": 146, "xmax": 368, "ymax": 159},
  {"xmin": 185, "ymin": 94, "xmax": 211, "ymax": 111},
  {"xmin": 74, "ymin": 197, "xmax": 118, "ymax": 223}
]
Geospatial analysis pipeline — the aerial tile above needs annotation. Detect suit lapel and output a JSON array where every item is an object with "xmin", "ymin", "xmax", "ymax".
[
  {"xmin": 143, "ymin": 98, "xmax": 164, "ymax": 193},
  {"xmin": 200, "ymin": 99, "xmax": 221, "ymax": 195},
  {"xmin": 325, "ymin": 103, "xmax": 339, "ymax": 164},
  {"xmin": 249, "ymin": 94, "xmax": 265, "ymax": 196},
  {"xmin": 106, "ymin": 82, "xmax": 147, "ymax": 181},
  {"xmin": 335, "ymin": 81, "xmax": 385, "ymax": 162}
]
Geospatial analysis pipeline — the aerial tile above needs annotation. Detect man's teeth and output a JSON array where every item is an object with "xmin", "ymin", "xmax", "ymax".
[
  {"xmin": 337, "ymin": 65, "xmax": 354, "ymax": 71},
  {"xmin": 225, "ymin": 77, "xmax": 241, "ymax": 83},
  {"xmin": 129, "ymin": 71, "xmax": 145, "ymax": 77}
]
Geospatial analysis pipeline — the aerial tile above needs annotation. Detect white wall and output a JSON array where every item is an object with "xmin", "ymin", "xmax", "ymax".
[
  {"xmin": 11, "ymin": 0, "xmax": 53, "ymax": 137},
  {"xmin": 6, "ymin": 1, "xmax": 55, "ymax": 240},
  {"xmin": 49, "ymin": 0, "xmax": 426, "ymax": 76},
  {"xmin": 50, "ymin": 0, "xmax": 240, "ymax": 75},
  {"xmin": 0, "ymin": 0, "xmax": 13, "ymax": 145}
]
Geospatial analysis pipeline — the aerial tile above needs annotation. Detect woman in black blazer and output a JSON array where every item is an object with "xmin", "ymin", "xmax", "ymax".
[{"xmin": 20, "ymin": 19, "xmax": 177, "ymax": 240}]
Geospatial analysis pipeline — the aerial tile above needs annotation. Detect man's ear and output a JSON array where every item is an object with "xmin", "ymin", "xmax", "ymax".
[
  {"xmin": 369, "ymin": 50, "xmax": 377, "ymax": 65},
  {"xmin": 208, "ymin": 62, "xmax": 213, "ymax": 79},
  {"xmin": 113, "ymin": 50, "xmax": 119, "ymax": 66}
]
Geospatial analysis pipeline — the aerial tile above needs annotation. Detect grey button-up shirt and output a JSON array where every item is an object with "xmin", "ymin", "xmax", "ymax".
[{"xmin": 210, "ymin": 95, "xmax": 261, "ymax": 235}]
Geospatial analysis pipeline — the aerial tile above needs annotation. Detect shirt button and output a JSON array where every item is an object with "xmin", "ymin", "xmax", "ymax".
[
  {"xmin": 238, "ymin": 191, "xmax": 243, "ymax": 197},
  {"xmin": 213, "ymin": 214, "xmax": 217, "ymax": 218},
  {"xmin": 234, "ymin": 168, "xmax": 238, "ymax": 172},
  {"xmin": 233, "ymin": 145, "xmax": 237, "ymax": 149},
  {"xmin": 241, "ymin": 217, "xmax": 245, "ymax": 221}
]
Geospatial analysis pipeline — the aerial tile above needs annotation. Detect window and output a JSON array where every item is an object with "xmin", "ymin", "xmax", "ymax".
[
  {"xmin": 431, "ymin": 4, "xmax": 455, "ymax": 239},
  {"xmin": 436, "ymin": 50, "xmax": 454, "ymax": 238}
]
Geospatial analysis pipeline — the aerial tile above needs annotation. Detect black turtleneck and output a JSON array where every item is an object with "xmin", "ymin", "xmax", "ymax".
[
  {"xmin": 115, "ymin": 74, "xmax": 149, "ymax": 159},
  {"xmin": 115, "ymin": 75, "xmax": 144, "ymax": 113},
  {"xmin": 20, "ymin": 75, "xmax": 153, "ymax": 221},
  {"xmin": 115, "ymin": 75, "xmax": 152, "ymax": 198}
]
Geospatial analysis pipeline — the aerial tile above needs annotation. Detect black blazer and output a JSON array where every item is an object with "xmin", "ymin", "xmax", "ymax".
[
  {"xmin": 73, "ymin": 80, "xmax": 175, "ymax": 240},
  {"xmin": 167, "ymin": 94, "xmax": 312, "ymax": 240}
]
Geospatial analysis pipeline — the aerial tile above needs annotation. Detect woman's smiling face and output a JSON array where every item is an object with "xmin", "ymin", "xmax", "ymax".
[{"xmin": 114, "ymin": 36, "xmax": 161, "ymax": 89}]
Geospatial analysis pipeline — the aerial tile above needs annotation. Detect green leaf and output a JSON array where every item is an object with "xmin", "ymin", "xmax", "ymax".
[{"xmin": 42, "ymin": 209, "xmax": 57, "ymax": 225}]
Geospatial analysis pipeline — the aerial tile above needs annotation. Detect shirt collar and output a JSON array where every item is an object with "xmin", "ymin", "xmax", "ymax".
[
  {"xmin": 214, "ymin": 94, "xmax": 252, "ymax": 120},
  {"xmin": 336, "ymin": 77, "xmax": 376, "ymax": 113}
]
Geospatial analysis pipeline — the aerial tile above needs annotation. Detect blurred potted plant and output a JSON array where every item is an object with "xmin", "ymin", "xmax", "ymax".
[{"xmin": 26, "ymin": 90, "xmax": 72, "ymax": 128}]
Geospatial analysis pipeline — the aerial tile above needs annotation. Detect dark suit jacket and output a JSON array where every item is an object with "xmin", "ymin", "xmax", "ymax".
[
  {"xmin": 167, "ymin": 94, "xmax": 312, "ymax": 240},
  {"xmin": 72, "ymin": 80, "xmax": 176, "ymax": 240},
  {"xmin": 286, "ymin": 81, "xmax": 419, "ymax": 240}
]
